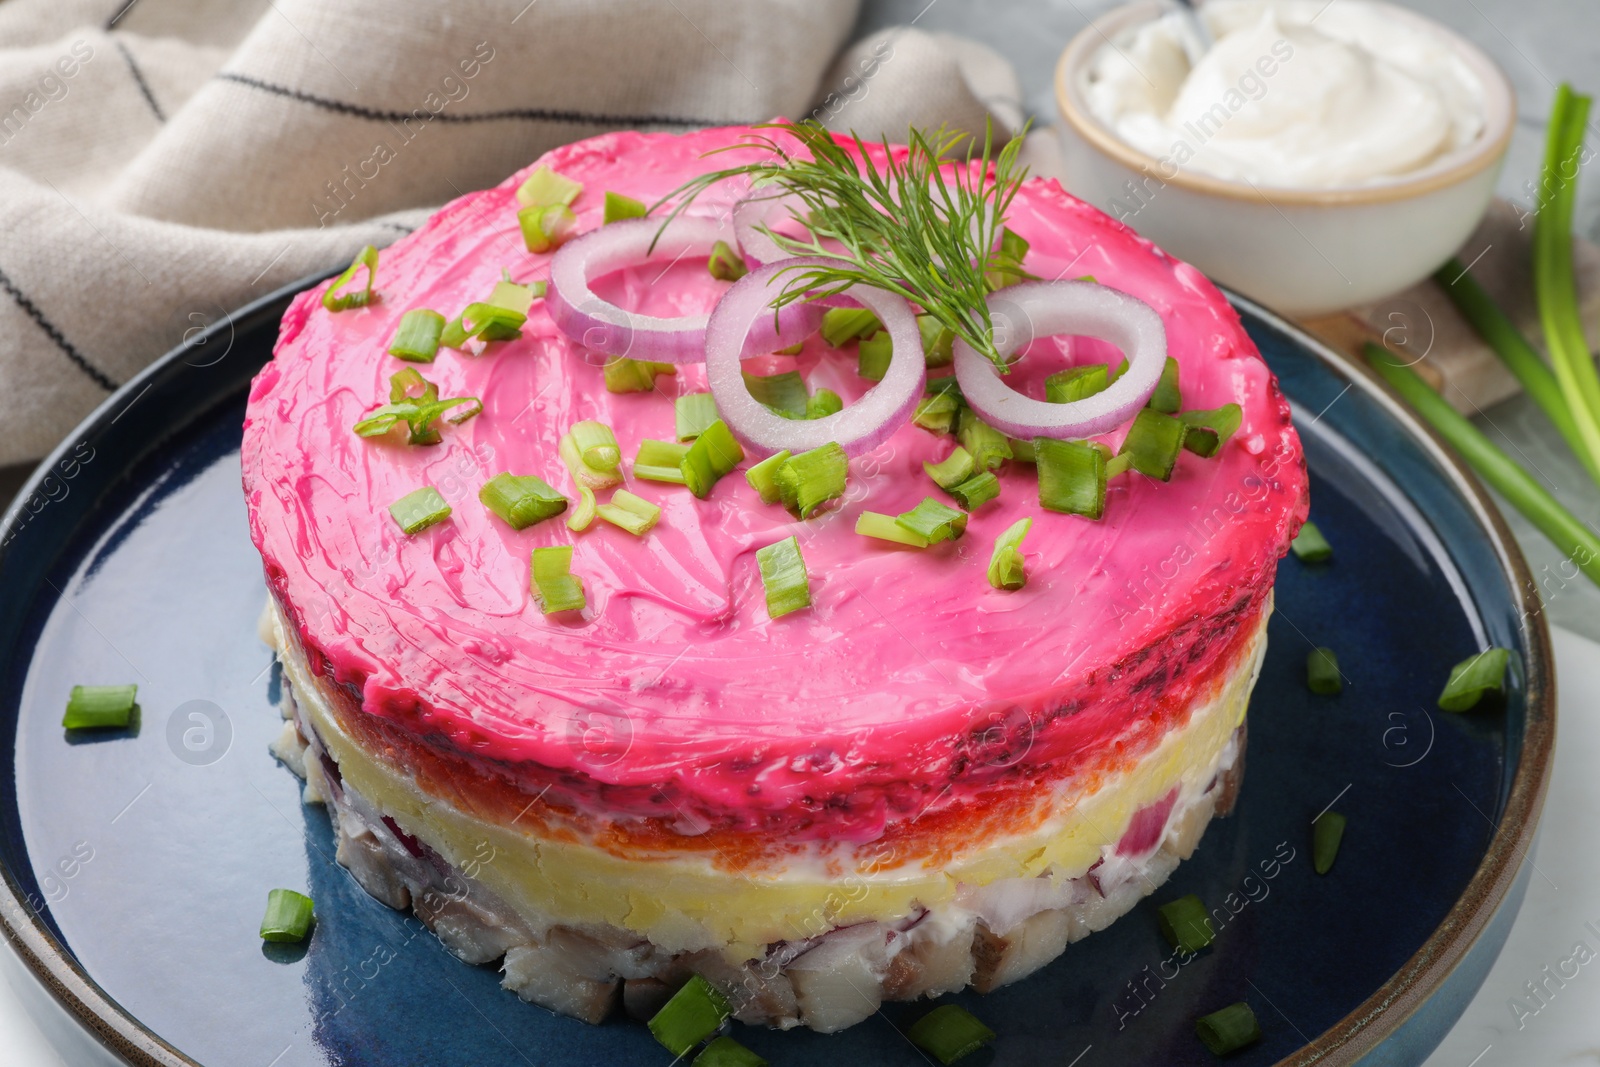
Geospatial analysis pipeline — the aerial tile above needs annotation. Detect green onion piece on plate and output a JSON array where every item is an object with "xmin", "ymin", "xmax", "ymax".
[
  {"xmin": 531, "ymin": 545, "xmax": 585, "ymax": 614},
  {"xmin": 907, "ymin": 1004, "xmax": 996, "ymax": 1065},
  {"xmin": 515, "ymin": 165, "xmax": 583, "ymax": 209},
  {"xmin": 1036, "ymin": 437, "xmax": 1106, "ymax": 518},
  {"xmin": 1180, "ymin": 404, "xmax": 1243, "ymax": 449},
  {"xmin": 1157, "ymin": 894, "xmax": 1215, "ymax": 953},
  {"xmin": 1009, "ymin": 436, "xmax": 1037, "ymax": 463},
  {"xmin": 806, "ymin": 388, "xmax": 843, "ymax": 419},
  {"xmin": 560, "ymin": 431, "xmax": 624, "ymax": 491},
  {"xmin": 692, "ymin": 1034, "xmax": 766, "ymax": 1067},
  {"xmin": 775, "ymin": 442, "xmax": 847, "ymax": 518},
  {"xmin": 647, "ymin": 974, "xmax": 731, "ymax": 1056},
  {"xmin": 571, "ymin": 421, "xmax": 621, "ymax": 472},
  {"xmin": 1306, "ymin": 647, "xmax": 1342, "ymax": 695},
  {"xmin": 387, "ymin": 309, "xmax": 446, "ymax": 363},
  {"xmin": 596, "ymin": 490, "xmax": 662, "ymax": 536},
  {"xmin": 755, "ymin": 536, "xmax": 811, "ymax": 619},
  {"xmin": 603, "ymin": 191, "xmax": 648, "ymax": 224},
  {"xmin": 441, "ymin": 301, "xmax": 527, "ymax": 348},
  {"xmin": 1119, "ymin": 408, "xmax": 1185, "ymax": 480},
  {"xmin": 567, "ymin": 485, "xmax": 597, "ymax": 532},
  {"xmin": 919, "ymin": 314, "xmax": 955, "ymax": 368},
  {"xmin": 489, "ymin": 279, "xmax": 537, "ymax": 317},
  {"xmin": 1291, "ymin": 521, "xmax": 1333, "ymax": 563},
  {"xmin": 858, "ymin": 329, "xmax": 893, "ymax": 381},
  {"xmin": 924, "ymin": 447, "xmax": 976, "ymax": 490},
  {"xmin": 1046, "ymin": 364, "xmax": 1109, "ymax": 403},
  {"xmin": 857, "ymin": 511, "xmax": 931, "ymax": 548},
  {"xmin": 743, "ymin": 370, "xmax": 809, "ymax": 418},
  {"xmin": 707, "ymin": 240, "xmax": 747, "ymax": 282},
  {"xmin": 1195, "ymin": 1002, "xmax": 1261, "ymax": 1056},
  {"xmin": 635, "ymin": 439, "xmax": 691, "ymax": 484},
  {"xmin": 1182, "ymin": 426, "xmax": 1222, "ymax": 458},
  {"xmin": 958, "ymin": 408, "xmax": 1013, "ymax": 471},
  {"xmin": 744, "ymin": 449, "xmax": 792, "ymax": 504},
  {"xmin": 479, "ymin": 473, "xmax": 568, "ymax": 530},
  {"xmin": 604, "ymin": 356, "xmax": 675, "ymax": 393},
  {"xmin": 681, "ymin": 419, "xmax": 745, "ymax": 499},
  {"xmin": 985, "ymin": 226, "xmax": 1031, "ymax": 290},
  {"xmin": 517, "ymin": 203, "xmax": 577, "ymax": 253},
  {"xmin": 1437, "ymin": 647, "xmax": 1510, "ymax": 711},
  {"xmin": 62, "ymin": 684, "xmax": 137, "ymax": 730},
  {"xmin": 260, "ymin": 888, "xmax": 314, "ymax": 943},
  {"xmin": 896, "ymin": 498, "xmax": 968, "ymax": 543},
  {"xmin": 987, "ymin": 517, "xmax": 1031, "ymax": 590},
  {"xmin": 1313, "ymin": 810, "xmax": 1346, "ymax": 875},
  {"xmin": 1150, "ymin": 357, "xmax": 1182, "ymax": 413},
  {"xmin": 949, "ymin": 471, "xmax": 1000, "ymax": 510},
  {"xmin": 914, "ymin": 379, "xmax": 964, "ymax": 434},
  {"xmin": 676, "ymin": 393, "xmax": 721, "ymax": 441},
  {"xmin": 389, "ymin": 487, "xmax": 451, "ymax": 535},
  {"xmin": 820, "ymin": 306, "xmax": 880, "ymax": 346},
  {"xmin": 322, "ymin": 245, "xmax": 379, "ymax": 312}
]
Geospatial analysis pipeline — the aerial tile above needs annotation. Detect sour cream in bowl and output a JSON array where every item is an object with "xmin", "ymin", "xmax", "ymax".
[{"xmin": 1055, "ymin": 0, "xmax": 1513, "ymax": 316}]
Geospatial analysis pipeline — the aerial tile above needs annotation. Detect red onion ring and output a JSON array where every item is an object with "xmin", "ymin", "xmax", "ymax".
[
  {"xmin": 704, "ymin": 258, "xmax": 925, "ymax": 457},
  {"xmin": 952, "ymin": 281, "xmax": 1167, "ymax": 440},
  {"xmin": 547, "ymin": 216, "xmax": 817, "ymax": 363}
]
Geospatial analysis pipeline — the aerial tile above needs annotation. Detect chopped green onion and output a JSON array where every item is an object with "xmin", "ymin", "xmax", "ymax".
[
  {"xmin": 1179, "ymin": 404, "xmax": 1242, "ymax": 455},
  {"xmin": 387, "ymin": 309, "xmax": 446, "ymax": 363},
  {"xmin": 806, "ymin": 388, "xmax": 843, "ymax": 419},
  {"xmin": 924, "ymin": 447, "xmax": 975, "ymax": 490},
  {"xmin": 775, "ymin": 442, "xmax": 848, "ymax": 518},
  {"xmin": 1438, "ymin": 647, "xmax": 1510, "ymax": 712},
  {"xmin": 567, "ymin": 485, "xmax": 597, "ymax": 531},
  {"xmin": 1104, "ymin": 450, "xmax": 1133, "ymax": 478},
  {"xmin": 772, "ymin": 340, "xmax": 805, "ymax": 356},
  {"xmin": 1149, "ymin": 357, "xmax": 1182, "ymax": 413},
  {"xmin": 987, "ymin": 517, "xmax": 1031, "ymax": 590},
  {"xmin": 1195, "ymin": 1002, "xmax": 1261, "ymax": 1056},
  {"xmin": 478, "ymin": 474, "xmax": 568, "ymax": 530},
  {"xmin": 918, "ymin": 314, "xmax": 954, "ymax": 368},
  {"xmin": 388, "ymin": 487, "xmax": 451, "ymax": 534},
  {"xmin": 603, "ymin": 191, "xmax": 648, "ymax": 224},
  {"xmin": 681, "ymin": 419, "xmax": 745, "ymax": 499},
  {"xmin": 322, "ymin": 245, "xmax": 379, "ymax": 312},
  {"xmin": 744, "ymin": 450, "xmax": 792, "ymax": 504},
  {"xmin": 1036, "ymin": 437, "xmax": 1106, "ymax": 518},
  {"xmin": 949, "ymin": 471, "xmax": 1000, "ymax": 510},
  {"xmin": 604, "ymin": 356, "xmax": 675, "ymax": 393},
  {"xmin": 707, "ymin": 240, "xmax": 747, "ymax": 282},
  {"xmin": 914, "ymin": 380, "xmax": 964, "ymax": 434},
  {"xmin": 531, "ymin": 545, "xmax": 585, "ymax": 614},
  {"xmin": 1365, "ymin": 342, "xmax": 1600, "ymax": 589},
  {"xmin": 441, "ymin": 301, "xmax": 527, "ymax": 348},
  {"xmin": 489, "ymin": 279, "xmax": 536, "ymax": 317},
  {"xmin": 820, "ymin": 306, "xmax": 880, "ymax": 346},
  {"xmin": 515, "ymin": 165, "xmax": 583, "ymax": 209},
  {"xmin": 858, "ymin": 329, "xmax": 893, "ymax": 381},
  {"xmin": 1009, "ymin": 436, "xmax": 1037, "ymax": 463},
  {"xmin": 743, "ymin": 370, "xmax": 809, "ymax": 418},
  {"xmin": 1118, "ymin": 408, "xmax": 1184, "ymax": 480},
  {"xmin": 571, "ymin": 421, "xmax": 621, "ymax": 472},
  {"xmin": 675, "ymin": 393, "xmax": 721, "ymax": 441},
  {"xmin": 907, "ymin": 1004, "xmax": 996, "ymax": 1065},
  {"xmin": 692, "ymin": 1035, "xmax": 766, "ymax": 1067},
  {"xmin": 1182, "ymin": 426, "xmax": 1221, "ymax": 458},
  {"xmin": 62, "ymin": 684, "xmax": 138, "ymax": 730},
  {"xmin": 985, "ymin": 225, "xmax": 1031, "ymax": 290},
  {"xmin": 896, "ymin": 497, "xmax": 968, "ymax": 543},
  {"xmin": 957, "ymin": 407, "xmax": 1013, "ymax": 471},
  {"xmin": 560, "ymin": 431, "xmax": 623, "ymax": 491},
  {"xmin": 648, "ymin": 974, "xmax": 731, "ymax": 1056},
  {"xmin": 596, "ymin": 490, "xmax": 662, "ymax": 536},
  {"xmin": 1291, "ymin": 521, "xmax": 1333, "ymax": 563},
  {"xmin": 857, "ymin": 511, "xmax": 931, "ymax": 548},
  {"xmin": 259, "ymin": 889, "xmax": 314, "ymax": 943},
  {"xmin": 1158, "ymin": 895, "xmax": 1215, "ymax": 953},
  {"xmin": 1046, "ymin": 364, "xmax": 1109, "ymax": 403},
  {"xmin": 1306, "ymin": 647, "xmax": 1342, "ymax": 695},
  {"xmin": 634, "ymin": 439, "xmax": 691, "ymax": 484},
  {"xmin": 518, "ymin": 203, "xmax": 577, "ymax": 253},
  {"xmin": 1313, "ymin": 811, "xmax": 1346, "ymax": 875},
  {"xmin": 755, "ymin": 536, "xmax": 811, "ymax": 619}
]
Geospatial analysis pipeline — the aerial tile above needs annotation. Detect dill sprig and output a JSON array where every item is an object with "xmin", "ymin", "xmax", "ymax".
[{"xmin": 651, "ymin": 119, "xmax": 1030, "ymax": 368}]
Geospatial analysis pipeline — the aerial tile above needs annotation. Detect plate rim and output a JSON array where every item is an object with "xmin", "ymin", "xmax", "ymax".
[{"xmin": 0, "ymin": 278, "xmax": 1555, "ymax": 1067}]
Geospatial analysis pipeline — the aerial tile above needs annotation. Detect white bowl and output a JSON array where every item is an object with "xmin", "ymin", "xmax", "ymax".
[{"xmin": 1053, "ymin": 1, "xmax": 1515, "ymax": 317}]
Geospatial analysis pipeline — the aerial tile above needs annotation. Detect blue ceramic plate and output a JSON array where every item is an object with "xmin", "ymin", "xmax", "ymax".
[{"xmin": 0, "ymin": 279, "xmax": 1552, "ymax": 1067}]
